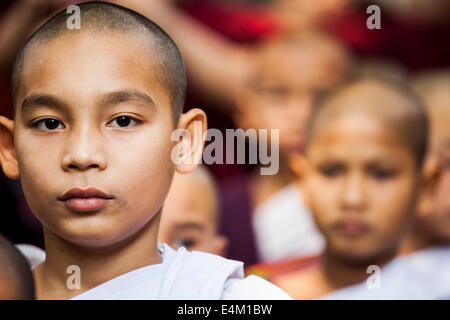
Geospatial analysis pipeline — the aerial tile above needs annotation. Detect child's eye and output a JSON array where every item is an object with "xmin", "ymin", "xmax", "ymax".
[
  {"xmin": 261, "ymin": 87, "xmax": 290, "ymax": 101},
  {"xmin": 32, "ymin": 118, "xmax": 65, "ymax": 131},
  {"xmin": 107, "ymin": 116, "xmax": 142, "ymax": 129},
  {"xmin": 319, "ymin": 165, "xmax": 344, "ymax": 178},
  {"xmin": 173, "ymin": 238, "xmax": 195, "ymax": 249},
  {"xmin": 370, "ymin": 168, "xmax": 396, "ymax": 181}
]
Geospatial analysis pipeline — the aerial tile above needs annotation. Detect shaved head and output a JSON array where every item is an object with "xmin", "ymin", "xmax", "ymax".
[
  {"xmin": 0, "ymin": 234, "xmax": 35, "ymax": 300},
  {"xmin": 11, "ymin": 1, "xmax": 186, "ymax": 124},
  {"xmin": 307, "ymin": 77, "xmax": 429, "ymax": 167}
]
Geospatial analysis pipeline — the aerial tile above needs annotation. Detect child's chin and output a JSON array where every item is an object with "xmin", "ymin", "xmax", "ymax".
[
  {"xmin": 331, "ymin": 241, "xmax": 381, "ymax": 262},
  {"xmin": 53, "ymin": 222, "xmax": 130, "ymax": 249}
]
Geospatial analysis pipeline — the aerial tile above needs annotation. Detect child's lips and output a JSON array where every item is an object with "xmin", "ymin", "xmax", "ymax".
[
  {"xmin": 58, "ymin": 187, "xmax": 115, "ymax": 212},
  {"xmin": 334, "ymin": 219, "xmax": 371, "ymax": 236},
  {"xmin": 63, "ymin": 197, "xmax": 114, "ymax": 212}
]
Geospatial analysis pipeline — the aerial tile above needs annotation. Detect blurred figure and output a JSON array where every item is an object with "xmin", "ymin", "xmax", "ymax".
[
  {"xmin": 402, "ymin": 71, "xmax": 450, "ymax": 253},
  {"xmin": 0, "ymin": 234, "xmax": 35, "ymax": 300},
  {"xmin": 159, "ymin": 166, "xmax": 228, "ymax": 256},
  {"xmin": 254, "ymin": 77, "xmax": 430, "ymax": 299},
  {"xmin": 232, "ymin": 31, "xmax": 349, "ymax": 262}
]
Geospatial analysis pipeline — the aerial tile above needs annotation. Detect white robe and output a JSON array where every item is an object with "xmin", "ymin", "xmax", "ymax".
[
  {"xmin": 252, "ymin": 184, "xmax": 325, "ymax": 262},
  {"xmin": 17, "ymin": 243, "xmax": 292, "ymax": 300},
  {"xmin": 321, "ymin": 245, "xmax": 450, "ymax": 300}
]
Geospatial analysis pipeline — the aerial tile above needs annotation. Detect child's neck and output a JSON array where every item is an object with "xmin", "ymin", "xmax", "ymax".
[
  {"xmin": 320, "ymin": 246, "xmax": 398, "ymax": 292},
  {"xmin": 33, "ymin": 212, "xmax": 162, "ymax": 300},
  {"xmin": 400, "ymin": 222, "xmax": 435, "ymax": 255}
]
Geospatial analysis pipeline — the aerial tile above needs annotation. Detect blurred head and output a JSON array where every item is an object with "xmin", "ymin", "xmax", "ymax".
[
  {"xmin": 158, "ymin": 166, "xmax": 227, "ymax": 256},
  {"xmin": 0, "ymin": 2, "xmax": 206, "ymax": 250},
  {"xmin": 273, "ymin": 0, "xmax": 348, "ymax": 31},
  {"xmin": 234, "ymin": 31, "xmax": 350, "ymax": 157},
  {"xmin": 0, "ymin": 234, "xmax": 35, "ymax": 300},
  {"xmin": 291, "ymin": 77, "xmax": 428, "ymax": 264},
  {"xmin": 413, "ymin": 71, "xmax": 450, "ymax": 243}
]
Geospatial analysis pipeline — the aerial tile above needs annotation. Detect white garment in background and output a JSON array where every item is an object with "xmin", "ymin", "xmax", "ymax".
[
  {"xmin": 16, "ymin": 244, "xmax": 46, "ymax": 269},
  {"xmin": 322, "ymin": 245, "xmax": 450, "ymax": 300},
  {"xmin": 252, "ymin": 184, "xmax": 325, "ymax": 262},
  {"xmin": 18, "ymin": 243, "xmax": 292, "ymax": 300}
]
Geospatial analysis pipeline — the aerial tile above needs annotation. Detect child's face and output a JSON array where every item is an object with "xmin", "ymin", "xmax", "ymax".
[
  {"xmin": 302, "ymin": 114, "xmax": 420, "ymax": 261},
  {"xmin": 10, "ymin": 32, "xmax": 178, "ymax": 248},
  {"xmin": 158, "ymin": 173, "xmax": 227, "ymax": 256},
  {"xmin": 235, "ymin": 42, "xmax": 346, "ymax": 155}
]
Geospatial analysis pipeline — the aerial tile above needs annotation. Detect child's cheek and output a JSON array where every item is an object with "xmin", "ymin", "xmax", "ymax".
[{"xmin": 309, "ymin": 177, "xmax": 339, "ymax": 226}]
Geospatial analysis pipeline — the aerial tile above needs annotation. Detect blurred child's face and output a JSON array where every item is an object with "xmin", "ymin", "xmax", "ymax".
[
  {"xmin": 236, "ymin": 43, "xmax": 346, "ymax": 156},
  {"xmin": 303, "ymin": 114, "xmax": 420, "ymax": 262},
  {"xmin": 158, "ymin": 173, "xmax": 226, "ymax": 256},
  {"xmin": 11, "ymin": 32, "xmax": 177, "ymax": 248}
]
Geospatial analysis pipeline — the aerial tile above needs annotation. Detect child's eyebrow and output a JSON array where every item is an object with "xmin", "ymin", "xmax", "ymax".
[
  {"xmin": 21, "ymin": 94, "xmax": 68, "ymax": 115},
  {"xmin": 20, "ymin": 90, "xmax": 156, "ymax": 115},
  {"xmin": 98, "ymin": 89, "xmax": 156, "ymax": 109},
  {"xmin": 175, "ymin": 222, "xmax": 205, "ymax": 232}
]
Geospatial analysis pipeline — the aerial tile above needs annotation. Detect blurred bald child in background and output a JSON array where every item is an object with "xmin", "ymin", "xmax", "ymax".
[
  {"xmin": 159, "ymin": 165, "xmax": 228, "ymax": 256},
  {"xmin": 268, "ymin": 77, "xmax": 433, "ymax": 299},
  {"xmin": 231, "ymin": 31, "xmax": 350, "ymax": 262}
]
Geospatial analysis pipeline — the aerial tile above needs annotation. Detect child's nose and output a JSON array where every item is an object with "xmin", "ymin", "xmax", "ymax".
[
  {"xmin": 340, "ymin": 172, "xmax": 366, "ymax": 212},
  {"xmin": 61, "ymin": 127, "xmax": 107, "ymax": 172}
]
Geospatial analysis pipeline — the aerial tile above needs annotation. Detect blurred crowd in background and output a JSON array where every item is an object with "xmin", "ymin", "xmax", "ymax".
[{"xmin": 0, "ymin": 0, "xmax": 449, "ymax": 299}]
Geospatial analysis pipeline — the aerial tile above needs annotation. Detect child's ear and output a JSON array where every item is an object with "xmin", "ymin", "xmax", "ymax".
[
  {"xmin": 417, "ymin": 157, "xmax": 440, "ymax": 218},
  {"xmin": 289, "ymin": 151, "xmax": 312, "ymax": 208},
  {"xmin": 0, "ymin": 116, "xmax": 19, "ymax": 179},
  {"xmin": 174, "ymin": 108, "xmax": 207, "ymax": 174}
]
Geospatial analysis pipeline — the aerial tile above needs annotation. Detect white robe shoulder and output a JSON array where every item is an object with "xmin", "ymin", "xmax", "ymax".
[{"xmin": 17, "ymin": 243, "xmax": 291, "ymax": 300}]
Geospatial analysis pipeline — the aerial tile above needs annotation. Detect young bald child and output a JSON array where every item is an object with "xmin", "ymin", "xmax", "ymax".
[
  {"xmin": 159, "ymin": 165, "xmax": 228, "ymax": 256},
  {"xmin": 0, "ymin": 2, "xmax": 290, "ymax": 300},
  {"xmin": 260, "ymin": 76, "xmax": 450, "ymax": 299},
  {"xmin": 0, "ymin": 234, "xmax": 35, "ymax": 300}
]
